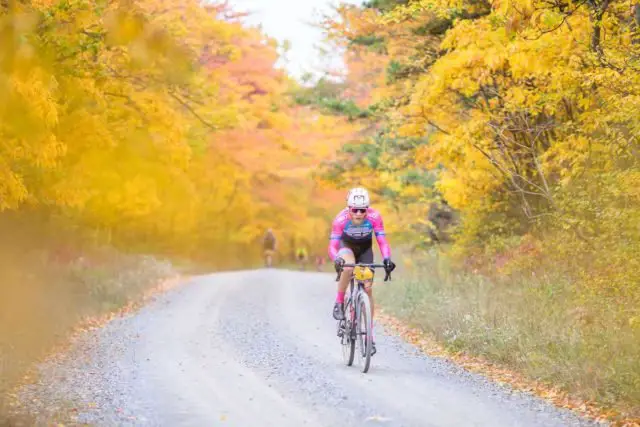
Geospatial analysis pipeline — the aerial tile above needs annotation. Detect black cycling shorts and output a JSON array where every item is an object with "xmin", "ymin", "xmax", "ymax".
[{"xmin": 338, "ymin": 244, "xmax": 373, "ymax": 264}]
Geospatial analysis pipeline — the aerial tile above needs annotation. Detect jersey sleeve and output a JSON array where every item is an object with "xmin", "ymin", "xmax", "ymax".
[
  {"xmin": 328, "ymin": 210, "xmax": 346, "ymax": 261},
  {"xmin": 369, "ymin": 209, "xmax": 391, "ymax": 259}
]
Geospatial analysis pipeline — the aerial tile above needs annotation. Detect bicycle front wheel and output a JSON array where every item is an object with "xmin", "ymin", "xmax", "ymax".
[
  {"xmin": 341, "ymin": 301, "xmax": 355, "ymax": 366},
  {"xmin": 356, "ymin": 292, "xmax": 373, "ymax": 373}
]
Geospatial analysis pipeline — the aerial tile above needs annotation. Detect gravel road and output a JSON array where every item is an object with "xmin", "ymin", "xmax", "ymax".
[{"xmin": 12, "ymin": 270, "xmax": 602, "ymax": 426}]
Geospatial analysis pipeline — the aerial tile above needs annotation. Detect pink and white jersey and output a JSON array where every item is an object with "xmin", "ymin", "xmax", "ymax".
[{"xmin": 328, "ymin": 207, "xmax": 391, "ymax": 261}]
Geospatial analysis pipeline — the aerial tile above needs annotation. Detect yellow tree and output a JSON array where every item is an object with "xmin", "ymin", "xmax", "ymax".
[
  {"xmin": 0, "ymin": 0, "xmax": 274, "ymax": 259},
  {"xmin": 323, "ymin": 0, "xmax": 640, "ymax": 251}
]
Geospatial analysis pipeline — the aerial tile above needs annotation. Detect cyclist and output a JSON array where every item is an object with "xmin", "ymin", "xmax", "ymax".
[
  {"xmin": 263, "ymin": 228, "xmax": 277, "ymax": 267},
  {"xmin": 296, "ymin": 246, "xmax": 308, "ymax": 270},
  {"xmin": 328, "ymin": 187, "xmax": 396, "ymax": 355}
]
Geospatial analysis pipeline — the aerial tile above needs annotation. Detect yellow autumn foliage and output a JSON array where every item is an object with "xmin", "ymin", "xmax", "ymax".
[
  {"xmin": 322, "ymin": 0, "xmax": 640, "ymax": 415},
  {"xmin": 0, "ymin": 0, "xmax": 354, "ymax": 264}
]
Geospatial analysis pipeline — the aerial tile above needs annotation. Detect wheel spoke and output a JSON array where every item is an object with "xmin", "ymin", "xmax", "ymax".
[{"xmin": 340, "ymin": 302, "xmax": 356, "ymax": 366}]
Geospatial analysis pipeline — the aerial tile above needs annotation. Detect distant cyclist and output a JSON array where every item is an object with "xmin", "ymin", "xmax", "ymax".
[
  {"xmin": 328, "ymin": 187, "xmax": 396, "ymax": 356},
  {"xmin": 263, "ymin": 228, "xmax": 277, "ymax": 267},
  {"xmin": 296, "ymin": 246, "xmax": 308, "ymax": 270}
]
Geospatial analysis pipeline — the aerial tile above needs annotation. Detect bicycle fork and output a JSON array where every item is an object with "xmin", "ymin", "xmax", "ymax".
[{"xmin": 337, "ymin": 296, "xmax": 356, "ymax": 339}]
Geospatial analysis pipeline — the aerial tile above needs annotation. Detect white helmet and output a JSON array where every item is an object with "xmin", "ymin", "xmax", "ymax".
[{"xmin": 346, "ymin": 187, "xmax": 370, "ymax": 208}]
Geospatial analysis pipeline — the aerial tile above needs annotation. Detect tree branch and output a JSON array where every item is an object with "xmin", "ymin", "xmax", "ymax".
[{"xmin": 167, "ymin": 90, "xmax": 220, "ymax": 131}]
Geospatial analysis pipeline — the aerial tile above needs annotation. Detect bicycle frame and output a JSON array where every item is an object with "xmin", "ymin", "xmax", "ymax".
[
  {"xmin": 336, "ymin": 263, "xmax": 391, "ymax": 372},
  {"xmin": 342, "ymin": 264, "xmax": 386, "ymax": 332}
]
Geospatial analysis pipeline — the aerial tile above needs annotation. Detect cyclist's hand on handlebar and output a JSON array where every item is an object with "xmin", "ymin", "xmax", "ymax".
[
  {"xmin": 383, "ymin": 258, "xmax": 396, "ymax": 272},
  {"xmin": 383, "ymin": 258, "xmax": 396, "ymax": 281},
  {"xmin": 334, "ymin": 257, "xmax": 345, "ymax": 281}
]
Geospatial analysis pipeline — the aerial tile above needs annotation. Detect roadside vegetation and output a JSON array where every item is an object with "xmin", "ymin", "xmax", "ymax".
[
  {"xmin": 318, "ymin": 0, "xmax": 640, "ymax": 420},
  {"xmin": 0, "ymin": 213, "xmax": 179, "ymax": 419},
  {"xmin": 2, "ymin": 0, "xmax": 639, "ymax": 421},
  {"xmin": 0, "ymin": 0, "xmax": 347, "ymax": 413}
]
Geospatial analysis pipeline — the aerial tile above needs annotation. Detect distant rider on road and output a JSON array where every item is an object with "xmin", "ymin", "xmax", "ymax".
[{"xmin": 263, "ymin": 228, "xmax": 277, "ymax": 267}]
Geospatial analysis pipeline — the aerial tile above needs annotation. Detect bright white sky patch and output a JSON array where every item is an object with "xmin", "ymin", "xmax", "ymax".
[{"xmin": 227, "ymin": 0, "xmax": 361, "ymax": 82}]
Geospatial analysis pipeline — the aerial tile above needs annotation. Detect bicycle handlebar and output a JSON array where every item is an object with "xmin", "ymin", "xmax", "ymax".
[
  {"xmin": 342, "ymin": 263, "xmax": 385, "ymax": 268},
  {"xmin": 335, "ymin": 263, "xmax": 392, "ymax": 282}
]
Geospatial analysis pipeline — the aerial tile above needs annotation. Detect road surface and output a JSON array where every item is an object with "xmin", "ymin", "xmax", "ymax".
[{"xmin": 14, "ymin": 270, "xmax": 600, "ymax": 426}]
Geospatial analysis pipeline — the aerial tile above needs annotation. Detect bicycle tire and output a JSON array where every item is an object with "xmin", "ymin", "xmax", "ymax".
[
  {"xmin": 341, "ymin": 299, "xmax": 356, "ymax": 366},
  {"xmin": 357, "ymin": 291, "xmax": 373, "ymax": 373}
]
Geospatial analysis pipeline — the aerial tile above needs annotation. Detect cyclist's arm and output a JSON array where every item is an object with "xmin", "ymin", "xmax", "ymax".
[
  {"xmin": 328, "ymin": 212, "xmax": 347, "ymax": 261},
  {"xmin": 370, "ymin": 210, "xmax": 391, "ymax": 259}
]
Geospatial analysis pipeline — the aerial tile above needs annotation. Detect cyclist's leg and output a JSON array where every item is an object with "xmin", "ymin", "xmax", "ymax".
[
  {"xmin": 264, "ymin": 248, "xmax": 274, "ymax": 267},
  {"xmin": 333, "ymin": 247, "xmax": 355, "ymax": 320},
  {"xmin": 337, "ymin": 248, "xmax": 355, "ymax": 295}
]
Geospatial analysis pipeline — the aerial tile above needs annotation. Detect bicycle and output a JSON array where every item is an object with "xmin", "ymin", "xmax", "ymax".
[
  {"xmin": 263, "ymin": 249, "xmax": 275, "ymax": 268},
  {"xmin": 335, "ymin": 263, "xmax": 392, "ymax": 373},
  {"xmin": 296, "ymin": 252, "xmax": 308, "ymax": 271}
]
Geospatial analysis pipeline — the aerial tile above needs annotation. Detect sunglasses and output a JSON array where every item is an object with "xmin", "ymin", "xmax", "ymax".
[{"xmin": 350, "ymin": 208, "xmax": 367, "ymax": 214}]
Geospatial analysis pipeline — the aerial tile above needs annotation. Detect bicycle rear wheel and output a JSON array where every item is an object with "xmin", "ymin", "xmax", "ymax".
[{"xmin": 356, "ymin": 292, "xmax": 373, "ymax": 373}]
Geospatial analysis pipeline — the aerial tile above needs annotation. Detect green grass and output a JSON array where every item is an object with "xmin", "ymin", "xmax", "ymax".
[{"xmin": 377, "ymin": 251, "xmax": 640, "ymax": 417}]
